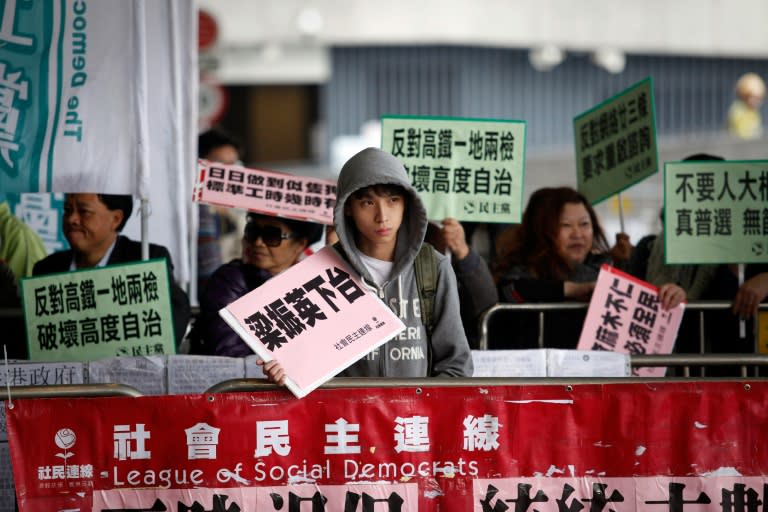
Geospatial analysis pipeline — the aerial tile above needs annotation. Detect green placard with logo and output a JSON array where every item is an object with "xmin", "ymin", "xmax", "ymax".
[
  {"xmin": 381, "ymin": 115, "xmax": 526, "ymax": 223},
  {"xmin": 21, "ymin": 259, "xmax": 176, "ymax": 361},
  {"xmin": 664, "ymin": 160, "xmax": 768, "ymax": 264},
  {"xmin": 574, "ymin": 77, "xmax": 659, "ymax": 204}
]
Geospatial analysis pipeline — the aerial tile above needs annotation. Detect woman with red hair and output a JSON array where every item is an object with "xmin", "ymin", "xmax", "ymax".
[{"xmin": 493, "ymin": 187, "xmax": 684, "ymax": 349}]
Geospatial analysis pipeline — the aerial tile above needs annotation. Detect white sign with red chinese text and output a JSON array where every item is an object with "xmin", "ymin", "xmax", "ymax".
[
  {"xmin": 220, "ymin": 246, "xmax": 406, "ymax": 397},
  {"xmin": 577, "ymin": 265, "xmax": 685, "ymax": 377},
  {"xmin": 193, "ymin": 160, "xmax": 337, "ymax": 225}
]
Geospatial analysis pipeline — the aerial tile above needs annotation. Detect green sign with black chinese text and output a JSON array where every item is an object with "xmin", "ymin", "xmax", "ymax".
[
  {"xmin": 21, "ymin": 259, "xmax": 176, "ymax": 361},
  {"xmin": 381, "ymin": 115, "xmax": 526, "ymax": 223}
]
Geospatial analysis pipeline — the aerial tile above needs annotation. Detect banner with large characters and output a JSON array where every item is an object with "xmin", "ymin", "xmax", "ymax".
[
  {"xmin": 7, "ymin": 382, "xmax": 768, "ymax": 511},
  {"xmin": 0, "ymin": 0, "xmax": 196, "ymax": 284}
]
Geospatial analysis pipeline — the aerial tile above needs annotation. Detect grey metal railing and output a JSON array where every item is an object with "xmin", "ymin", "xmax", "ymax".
[
  {"xmin": 5, "ymin": 383, "xmax": 143, "ymax": 400},
  {"xmin": 205, "ymin": 374, "xmax": 766, "ymax": 395},
  {"xmin": 478, "ymin": 301, "xmax": 768, "ymax": 352}
]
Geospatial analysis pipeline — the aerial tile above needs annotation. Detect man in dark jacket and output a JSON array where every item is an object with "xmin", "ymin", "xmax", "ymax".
[{"xmin": 32, "ymin": 193, "xmax": 190, "ymax": 347}]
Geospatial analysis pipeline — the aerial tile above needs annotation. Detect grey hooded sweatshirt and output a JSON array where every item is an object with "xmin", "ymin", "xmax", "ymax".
[{"xmin": 334, "ymin": 147, "xmax": 473, "ymax": 377}]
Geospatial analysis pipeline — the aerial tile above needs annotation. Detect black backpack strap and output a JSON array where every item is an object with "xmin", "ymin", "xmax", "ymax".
[{"xmin": 414, "ymin": 243, "xmax": 438, "ymax": 375}]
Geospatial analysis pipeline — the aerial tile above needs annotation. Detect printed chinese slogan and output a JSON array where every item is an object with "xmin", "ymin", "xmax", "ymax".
[
  {"xmin": 194, "ymin": 161, "xmax": 338, "ymax": 224},
  {"xmin": 7, "ymin": 383, "xmax": 768, "ymax": 511},
  {"xmin": 664, "ymin": 160, "xmax": 768, "ymax": 264},
  {"xmin": 220, "ymin": 247, "xmax": 405, "ymax": 398},
  {"xmin": 574, "ymin": 77, "xmax": 658, "ymax": 204},
  {"xmin": 21, "ymin": 259, "xmax": 175, "ymax": 362},
  {"xmin": 381, "ymin": 115, "xmax": 526, "ymax": 223},
  {"xmin": 577, "ymin": 265, "xmax": 683, "ymax": 377}
]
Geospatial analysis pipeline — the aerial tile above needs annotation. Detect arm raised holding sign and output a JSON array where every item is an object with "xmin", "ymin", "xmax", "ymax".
[{"xmin": 425, "ymin": 218, "xmax": 498, "ymax": 348}]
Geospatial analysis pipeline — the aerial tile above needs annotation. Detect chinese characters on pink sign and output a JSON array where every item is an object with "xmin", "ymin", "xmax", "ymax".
[
  {"xmin": 577, "ymin": 265, "xmax": 684, "ymax": 377},
  {"xmin": 193, "ymin": 160, "xmax": 337, "ymax": 225},
  {"xmin": 220, "ymin": 246, "xmax": 405, "ymax": 397}
]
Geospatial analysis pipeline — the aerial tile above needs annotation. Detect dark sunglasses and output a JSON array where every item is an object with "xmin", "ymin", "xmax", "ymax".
[{"xmin": 244, "ymin": 223, "xmax": 296, "ymax": 247}]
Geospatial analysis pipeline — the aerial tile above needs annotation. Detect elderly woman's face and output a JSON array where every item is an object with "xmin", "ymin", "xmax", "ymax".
[
  {"xmin": 242, "ymin": 218, "xmax": 307, "ymax": 275},
  {"xmin": 63, "ymin": 193, "xmax": 122, "ymax": 258},
  {"xmin": 554, "ymin": 202, "xmax": 593, "ymax": 267}
]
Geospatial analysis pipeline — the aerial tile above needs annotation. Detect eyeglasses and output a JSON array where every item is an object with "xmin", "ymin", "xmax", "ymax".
[{"xmin": 244, "ymin": 223, "xmax": 296, "ymax": 247}]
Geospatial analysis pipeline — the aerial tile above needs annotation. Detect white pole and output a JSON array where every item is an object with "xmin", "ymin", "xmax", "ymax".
[
  {"xmin": 141, "ymin": 198, "xmax": 149, "ymax": 260},
  {"xmin": 617, "ymin": 192, "xmax": 626, "ymax": 233}
]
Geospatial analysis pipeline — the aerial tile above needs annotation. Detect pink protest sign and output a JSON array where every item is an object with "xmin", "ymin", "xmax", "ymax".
[
  {"xmin": 576, "ymin": 264, "xmax": 685, "ymax": 377},
  {"xmin": 220, "ymin": 246, "xmax": 406, "ymax": 397},
  {"xmin": 193, "ymin": 160, "xmax": 337, "ymax": 225}
]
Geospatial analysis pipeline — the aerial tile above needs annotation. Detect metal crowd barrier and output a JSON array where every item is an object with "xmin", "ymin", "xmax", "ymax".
[
  {"xmin": 205, "ymin": 375, "xmax": 767, "ymax": 395},
  {"xmin": 478, "ymin": 301, "xmax": 768, "ymax": 351},
  {"xmin": 6, "ymin": 383, "xmax": 144, "ymax": 399}
]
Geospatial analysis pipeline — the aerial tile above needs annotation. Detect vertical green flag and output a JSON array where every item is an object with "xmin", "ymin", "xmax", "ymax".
[
  {"xmin": 574, "ymin": 77, "xmax": 658, "ymax": 204},
  {"xmin": 21, "ymin": 259, "xmax": 176, "ymax": 362},
  {"xmin": 664, "ymin": 160, "xmax": 768, "ymax": 264},
  {"xmin": 381, "ymin": 115, "xmax": 526, "ymax": 223}
]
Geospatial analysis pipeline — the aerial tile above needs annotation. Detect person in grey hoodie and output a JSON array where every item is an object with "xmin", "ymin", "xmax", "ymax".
[{"xmin": 260, "ymin": 147, "xmax": 473, "ymax": 382}]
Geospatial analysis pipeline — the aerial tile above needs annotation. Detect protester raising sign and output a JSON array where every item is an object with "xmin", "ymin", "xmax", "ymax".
[
  {"xmin": 220, "ymin": 246, "xmax": 405, "ymax": 397},
  {"xmin": 381, "ymin": 115, "xmax": 526, "ymax": 223},
  {"xmin": 577, "ymin": 265, "xmax": 684, "ymax": 377},
  {"xmin": 193, "ymin": 161, "xmax": 337, "ymax": 225}
]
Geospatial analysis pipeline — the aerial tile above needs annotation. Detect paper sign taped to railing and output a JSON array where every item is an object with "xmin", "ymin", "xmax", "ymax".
[
  {"xmin": 577, "ymin": 265, "xmax": 684, "ymax": 377},
  {"xmin": 219, "ymin": 246, "xmax": 405, "ymax": 397},
  {"xmin": 193, "ymin": 160, "xmax": 337, "ymax": 225}
]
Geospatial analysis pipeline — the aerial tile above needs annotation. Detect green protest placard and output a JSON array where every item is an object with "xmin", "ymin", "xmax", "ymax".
[
  {"xmin": 381, "ymin": 115, "xmax": 526, "ymax": 223},
  {"xmin": 20, "ymin": 259, "xmax": 176, "ymax": 362},
  {"xmin": 664, "ymin": 160, "xmax": 768, "ymax": 264},
  {"xmin": 574, "ymin": 77, "xmax": 658, "ymax": 204}
]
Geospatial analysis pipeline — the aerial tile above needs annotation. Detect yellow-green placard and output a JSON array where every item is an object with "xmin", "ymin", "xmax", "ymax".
[
  {"xmin": 664, "ymin": 160, "xmax": 768, "ymax": 264},
  {"xmin": 574, "ymin": 77, "xmax": 658, "ymax": 204},
  {"xmin": 20, "ymin": 259, "xmax": 176, "ymax": 361},
  {"xmin": 381, "ymin": 115, "xmax": 526, "ymax": 223}
]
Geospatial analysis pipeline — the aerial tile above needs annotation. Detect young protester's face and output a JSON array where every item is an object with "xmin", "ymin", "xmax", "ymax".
[
  {"xmin": 345, "ymin": 189, "xmax": 405, "ymax": 258},
  {"xmin": 242, "ymin": 218, "xmax": 306, "ymax": 275},
  {"xmin": 554, "ymin": 201, "xmax": 593, "ymax": 266},
  {"xmin": 62, "ymin": 193, "xmax": 122, "ymax": 258}
]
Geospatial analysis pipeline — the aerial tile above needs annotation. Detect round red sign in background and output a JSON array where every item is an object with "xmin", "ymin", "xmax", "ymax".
[{"xmin": 198, "ymin": 9, "xmax": 218, "ymax": 52}]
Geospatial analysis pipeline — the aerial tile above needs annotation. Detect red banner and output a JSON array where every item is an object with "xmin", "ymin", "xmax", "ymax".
[{"xmin": 7, "ymin": 382, "xmax": 768, "ymax": 511}]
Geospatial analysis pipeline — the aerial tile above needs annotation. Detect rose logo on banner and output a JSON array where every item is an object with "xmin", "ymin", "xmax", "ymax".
[{"xmin": 55, "ymin": 427, "xmax": 76, "ymax": 460}]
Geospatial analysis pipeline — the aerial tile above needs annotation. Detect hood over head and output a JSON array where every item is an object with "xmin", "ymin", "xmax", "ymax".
[{"xmin": 333, "ymin": 147, "xmax": 427, "ymax": 282}]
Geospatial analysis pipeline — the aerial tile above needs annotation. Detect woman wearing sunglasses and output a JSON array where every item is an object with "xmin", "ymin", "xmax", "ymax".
[{"xmin": 193, "ymin": 212, "xmax": 323, "ymax": 356}]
